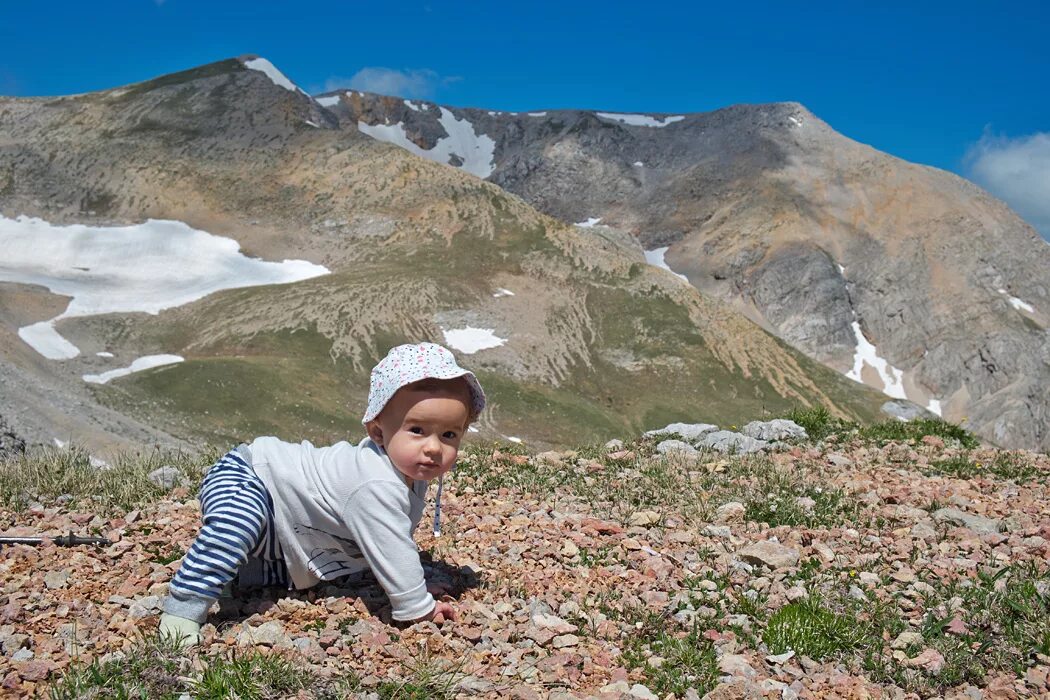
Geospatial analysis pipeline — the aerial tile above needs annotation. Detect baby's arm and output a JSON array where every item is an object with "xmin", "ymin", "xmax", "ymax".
[{"xmin": 341, "ymin": 482, "xmax": 450, "ymax": 624}]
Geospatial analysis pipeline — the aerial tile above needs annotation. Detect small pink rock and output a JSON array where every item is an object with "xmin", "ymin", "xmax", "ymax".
[{"xmin": 906, "ymin": 648, "xmax": 945, "ymax": 674}]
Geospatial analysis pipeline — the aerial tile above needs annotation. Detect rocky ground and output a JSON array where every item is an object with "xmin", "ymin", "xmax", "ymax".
[{"xmin": 1, "ymin": 418, "xmax": 1048, "ymax": 699}]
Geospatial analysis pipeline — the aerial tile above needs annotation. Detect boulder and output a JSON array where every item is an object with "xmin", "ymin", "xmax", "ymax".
[
  {"xmin": 741, "ymin": 419, "xmax": 807, "ymax": 441},
  {"xmin": 656, "ymin": 439, "xmax": 698, "ymax": 456},
  {"xmin": 933, "ymin": 508, "xmax": 1002, "ymax": 535},
  {"xmin": 148, "ymin": 466, "xmax": 188, "ymax": 490},
  {"xmin": 736, "ymin": 541, "xmax": 800, "ymax": 569},
  {"xmin": 699, "ymin": 431, "xmax": 769, "ymax": 454},
  {"xmin": 644, "ymin": 422, "xmax": 718, "ymax": 441}
]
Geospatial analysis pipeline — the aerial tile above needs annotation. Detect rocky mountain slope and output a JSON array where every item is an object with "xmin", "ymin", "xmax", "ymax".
[
  {"xmin": 0, "ymin": 57, "xmax": 889, "ymax": 453},
  {"xmin": 321, "ymin": 92, "xmax": 1050, "ymax": 452},
  {"xmin": 2, "ymin": 423, "xmax": 1048, "ymax": 697}
]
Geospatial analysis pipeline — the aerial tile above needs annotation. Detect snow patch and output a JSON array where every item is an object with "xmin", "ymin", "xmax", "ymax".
[
  {"xmin": 644, "ymin": 247, "xmax": 689, "ymax": 283},
  {"xmin": 18, "ymin": 321, "xmax": 80, "ymax": 360},
  {"xmin": 357, "ymin": 107, "xmax": 496, "ymax": 178},
  {"xmin": 304, "ymin": 120, "xmax": 319, "ymax": 128},
  {"xmin": 96, "ymin": 351, "xmax": 114, "ymax": 358},
  {"xmin": 83, "ymin": 354, "xmax": 184, "ymax": 385},
  {"xmin": 316, "ymin": 95, "xmax": 341, "ymax": 107},
  {"xmin": 633, "ymin": 161, "xmax": 644, "ymax": 167},
  {"xmin": 0, "ymin": 215, "xmax": 330, "ymax": 359},
  {"xmin": 404, "ymin": 99, "xmax": 421, "ymax": 111},
  {"xmin": 845, "ymin": 321, "xmax": 907, "ymax": 399},
  {"xmin": 441, "ymin": 327, "xmax": 507, "ymax": 354},
  {"xmin": 243, "ymin": 58, "xmax": 305, "ymax": 95},
  {"xmin": 527, "ymin": 111, "xmax": 547, "ymax": 117},
  {"xmin": 788, "ymin": 116, "xmax": 804, "ymax": 128},
  {"xmin": 575, "ymin": 217, "xmax": 602, "ymax": 228},
  {"xmin": 493, "ymin": 288, "xmax": 515, "ymax": 298},
  {"xmin": 926, "ymin": 398, "xmax": 942, "ymax": 417},
  {"xmin": 997, "ymin": 288, "xmax": 1035, "ymax": 313},
  {"xmin": 596, "ymin": 112, "xmax": 685, "ymax": 127},
  {"xmin": 506, "ymin": 436, "xmax": 522, "ymax": 444},
  {"xmin": 468, "ymin": 426, "xmax": 480, "ymax": 433}
]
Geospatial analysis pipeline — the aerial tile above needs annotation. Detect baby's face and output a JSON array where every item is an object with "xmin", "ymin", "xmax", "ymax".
[{"xmin": 368, "ymin": 384, "xmax": 470, "ymax": 484}]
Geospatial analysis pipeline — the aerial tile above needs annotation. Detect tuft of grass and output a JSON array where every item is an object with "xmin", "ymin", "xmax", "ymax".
[
  {"xmin": 763, "ymin": 597, "xmax": 868, "ymax": 659},
  {"xmin": 928, "ymin": 452, "xmax": 1039, "ymax": 483},
  {"xmin": 50, "ymin": 633, "xmax": 332, "ymax": 700},
  {"xmin": 619, "ymin": 610, "xmax": 719, "ymax": 697},
  {"xmin": 0, "ymin": 445, "xmax": 214, "ymax": 514},
  {"xmin": 859, "ymin": 418, "xmax": 979, "ymax": 449},
  {"xmin": 375, "ymin": 647, "xmax": 462, "ymax": 700},
  {"xmin": 785, "ymin": 405, "xmax": 856, "ymax": 441}
]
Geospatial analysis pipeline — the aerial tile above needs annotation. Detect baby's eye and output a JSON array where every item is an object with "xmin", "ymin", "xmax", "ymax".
[
  {"xmin": 443, "ymin": 431, "xmax": 458, "ymax": 439},
  {"xmin": 409, "ymin": 426, "xmax": 424, "ymax": 435}
]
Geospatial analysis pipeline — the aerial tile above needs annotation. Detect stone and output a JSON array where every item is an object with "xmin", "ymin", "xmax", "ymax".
[
  {"xmin": 628, "ymin": 684, "xmax": 658, "ymax": 699},
  {"xmin": 741, "ymin": 419, "xmax": 807, "ymax": 441},
  {"xmin": 905, "ymin": 648, "xmax": 945, "ymax": 674},
  {"xmin": 933, "ymin": 508, "xmax": 1002, "ymax": 535},
  {"xmin": 644, "ymin": 423, "xmax": 718, "ymax": 441},
  {"xmin": 552, "ymin": 634, "xmax": 579, "ymax": 648},
  {"xmin": 766, "ymin": 650, "xmax": 795, "ymax": 664},
  {"xmin": 628, "ymin": 510, "xmax": 661, "ymax": 526},
  {"xmin": 10, "ymin": 649, "xmax": 33, "ymax": 662},
  {"xmin": 561, "ymin": 540, "xmax": 579, "ymax": 557},
  {"xmin": 827, "ymin": 453, "xmax": 853, "ymax": 467},
  {"xmin": 43, "ymin": 570, "xmax": 70, "ymax": 590},
  {"xmin": 714, "ymin": 502, "xmax": 746, "ymax": 523},
  {"xmin": 718, "ymin": 653, "xmax": 757, "ymax": 678},
  {"xmin": 890, "ymin": 631, "xmax": 923, "ymax": 649},
  {"xmin": 148, "ymin": 466, "xmax": 187, "ymax": 489},
  {"xmin": 736, "ymin": 541, "xmax": 800, "ymax": 569},
  {"xmin": 703, "ymin": 525, "xmax": 732, "ymax": 538},
  {"xmin": 530, "ymin": 613, "xmax": 577, "ymax": 634},
  {"xmin": 656, "ymin": 439, "xmax": 698, "ymax": 456},
  {"xmin": 699, "ymin": 431, "xmax": 769, "ymax": 454},
  {"xmin": 604, "ymin": 439, "xmax": 625, "ymax": 450},
  {"xmin": 237, "ymin": 620, "xmax": 289, "ymax": 647}
]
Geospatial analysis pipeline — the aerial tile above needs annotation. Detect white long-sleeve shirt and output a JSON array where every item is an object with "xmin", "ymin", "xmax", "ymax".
[{"xmin": 248, "ymin": 436, "xmax": 435, "ymax": 621}]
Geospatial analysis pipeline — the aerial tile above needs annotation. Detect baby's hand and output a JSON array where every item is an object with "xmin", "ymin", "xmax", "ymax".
[{"xmin": 423, "ymin": 600, "xmax": 457, "ymax": 625}]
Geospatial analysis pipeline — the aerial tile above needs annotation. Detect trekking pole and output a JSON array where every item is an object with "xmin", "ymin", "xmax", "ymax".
[{"xmin": 0, "ymin": 531, "xmax": 111, "ymax": 547}]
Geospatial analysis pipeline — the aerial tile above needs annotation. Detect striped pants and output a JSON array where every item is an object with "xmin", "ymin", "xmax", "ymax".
[{"xmin": 164, "ymin": 448, "xmax": 288, "ymax": 623}]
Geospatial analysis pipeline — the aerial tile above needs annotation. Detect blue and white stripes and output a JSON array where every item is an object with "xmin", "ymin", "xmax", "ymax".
[{"xmin": 164, "ymin": 448, "xmax": 286, "ymax": 623}]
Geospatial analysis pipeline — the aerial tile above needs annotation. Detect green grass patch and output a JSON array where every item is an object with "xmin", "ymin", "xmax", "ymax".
[
  {"xmin": 858, "ymin": 418, "xmax": 979, "ymax": 448},
  {"xmin": 0, "ymin": 445, "xmax": 213, "ymax": 514},
  {"xmin": 927, "ymin": 452, "xmax": 1040, "ymax": 482},
  {"xmin": 49, "ymin": 634, "xmax": 333, "ymax": 700},
  {"xmin": 763, "ymin": 597, "xmax": 868, "ymax": 659},
  {"xmin": 785, "ymin": 405, "xmax": 856, "ymax": 441},
  {"xmin": 618, "ymin": 609, "xmax": 720, "ymax": 697}
]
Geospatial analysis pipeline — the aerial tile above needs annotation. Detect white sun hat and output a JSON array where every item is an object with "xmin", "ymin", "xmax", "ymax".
[{"xmin": 361, "ymin": 342, "xmax": 486, "ymax": 424}]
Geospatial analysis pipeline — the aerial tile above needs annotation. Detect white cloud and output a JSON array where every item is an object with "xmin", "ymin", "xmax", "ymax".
[
  {"xmin": 964, "ymin": 130, "xmax": 1050, "ymax": 241},
  {"xmin": 323, "ymin": 67, "xmax": 459, "ymax": 99}
]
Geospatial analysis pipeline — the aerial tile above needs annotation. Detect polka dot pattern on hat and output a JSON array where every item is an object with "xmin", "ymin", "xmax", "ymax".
[{"xmin": 361, "ymin": 342, "xmax": 486, "ymax": 424}]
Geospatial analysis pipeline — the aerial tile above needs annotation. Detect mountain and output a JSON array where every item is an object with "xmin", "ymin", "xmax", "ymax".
[
  {"xmin": 0, "ymin": 57, "xmax": 888, "ymax": 453},
  {"xmin": 318, "ymin": 92, "xmax": 1050, "ymax": 451}
]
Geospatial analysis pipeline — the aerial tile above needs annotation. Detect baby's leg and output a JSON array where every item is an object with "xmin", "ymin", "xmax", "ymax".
[{"xmin": 164, "ymin": 449, "xmax": 274, "ymax": 624}]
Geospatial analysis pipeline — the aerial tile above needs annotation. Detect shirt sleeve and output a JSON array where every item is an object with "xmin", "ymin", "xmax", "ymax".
[{"xmin": 341, "ymin": 481, "xmax": 435, "ymax": 621}]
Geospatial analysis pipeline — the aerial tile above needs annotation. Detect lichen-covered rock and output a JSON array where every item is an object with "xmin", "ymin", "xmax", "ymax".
[
  {"xmin": 700, "ymin": 431, "xmax": 769, "ymax": 454},
  {"xmin": 741, "ymin": 419, "xmax": 807, "ymax": 441}
]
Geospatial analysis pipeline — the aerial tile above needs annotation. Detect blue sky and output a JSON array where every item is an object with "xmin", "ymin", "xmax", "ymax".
[{"xmin": 2, "ymin": 1, "xmax": 1048, "ymax": 238}]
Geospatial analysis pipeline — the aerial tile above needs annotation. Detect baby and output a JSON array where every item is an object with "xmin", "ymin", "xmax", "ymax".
[{"xmin": 158, "ymin": 342, "xmax": 485, "ymax": 646}]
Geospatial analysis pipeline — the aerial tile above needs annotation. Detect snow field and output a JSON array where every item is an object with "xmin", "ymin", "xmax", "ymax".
[
  {"xmin": 596, "ymin": 112, "xmax": 685, "ymax": 127},
  {"xmin": 357, "ymin": 107, "xmax": 496, "ymax": 178},
  {"xmin": 83, "ymin": 355, "xmax": 185, "ymax": 385},
  {"xmin": 997, "ymin": 288, "xmax": 1036, "ymax": 313},
  {"xmin": 243, "ymin": 58, "xmax": 306, "ymax": 95},
  {"xmin": 441, "ymin": 327, "xmax": 507, "ymax": 354},
  {"xmin": 845, "ymin": 320, "xmax": 907, "ymax": 400},
  {"xmin": 643, "ymin": 247, "xmax": 689, "ymax": 283},
  {"xmin": 0, "ymin": 215, "xmax": 330, "ymax": 360},
  {"xmin": 575, "ymin": 217, "xmax": 602, "ymax": 228}
]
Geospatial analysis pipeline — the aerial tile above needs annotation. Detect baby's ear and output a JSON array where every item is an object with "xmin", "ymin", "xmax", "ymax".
[{"xmin": 365, "ymin": 420, "xmax": 384, "ymax": 446}]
